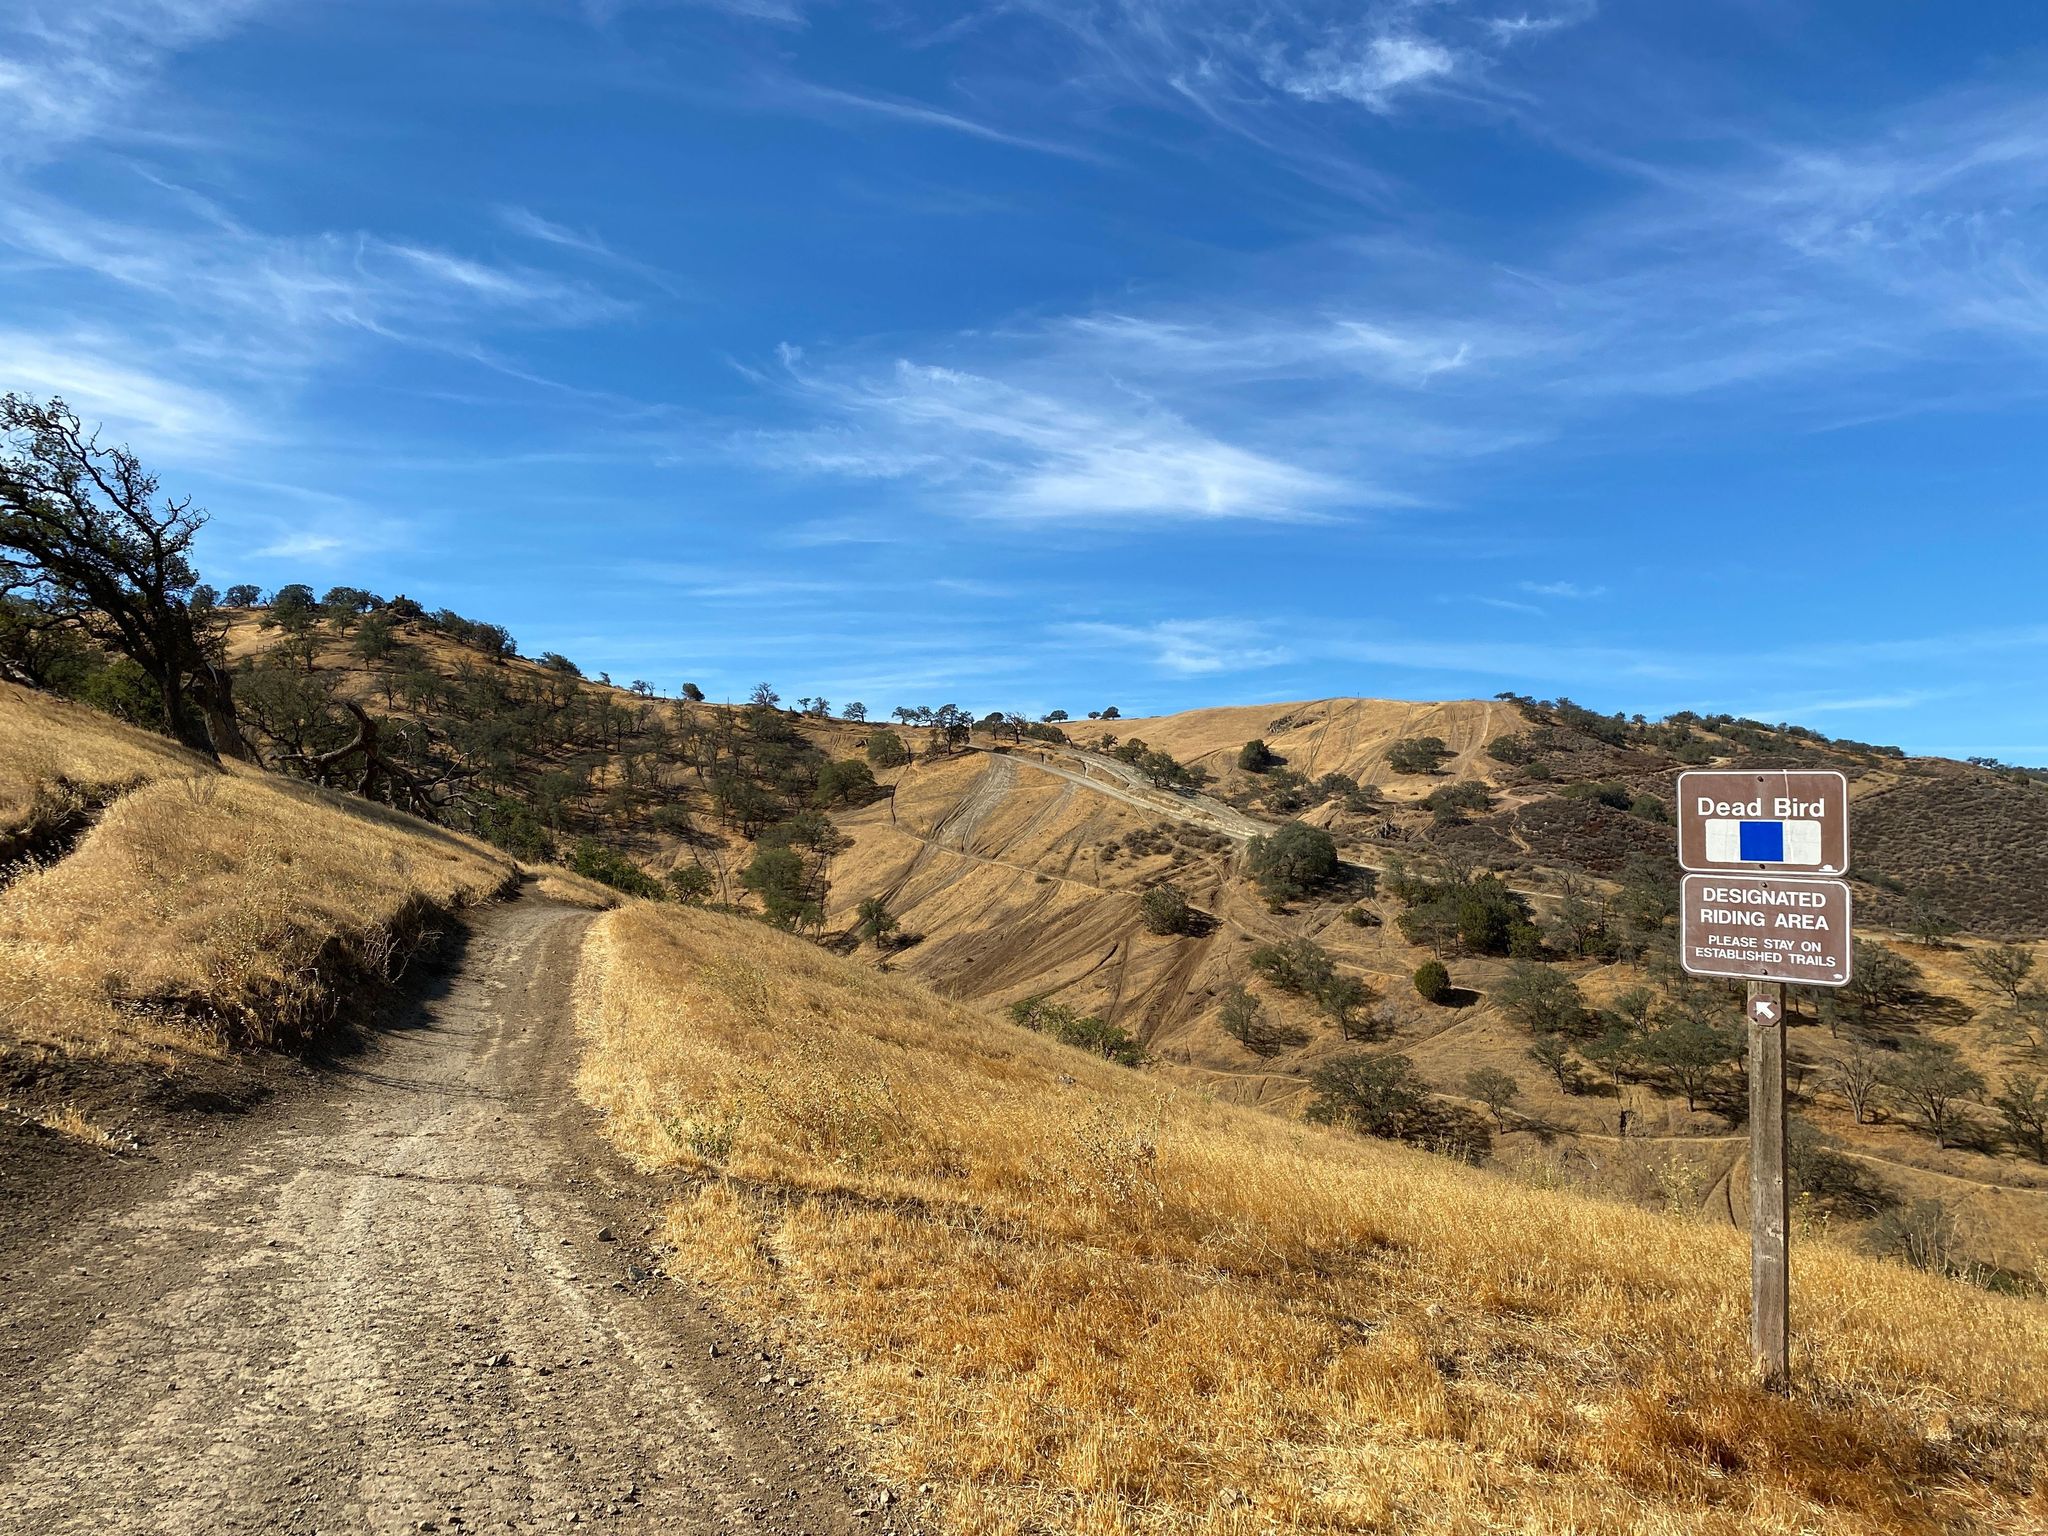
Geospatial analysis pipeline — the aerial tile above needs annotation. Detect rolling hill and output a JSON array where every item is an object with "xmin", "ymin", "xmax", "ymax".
[{"xmin": 19, "ymin": 600, "xmax": 2048, "ymax": 1278}]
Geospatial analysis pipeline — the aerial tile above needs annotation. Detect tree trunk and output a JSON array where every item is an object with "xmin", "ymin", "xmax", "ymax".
[{"xmin": 192, "ymin": 664, "xmax": 258, "ymax": 763}]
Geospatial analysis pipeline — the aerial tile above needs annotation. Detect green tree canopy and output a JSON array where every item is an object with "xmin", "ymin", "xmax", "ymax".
[{"xmin": 1246, "ymin": 820, "xmax": 1340, "ymax": 904}]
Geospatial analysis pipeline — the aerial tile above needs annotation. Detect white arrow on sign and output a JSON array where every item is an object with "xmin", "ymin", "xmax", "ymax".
[{"xmin": 1750, "ymin": 996, "xmax": 1780, "ymax": 1024}]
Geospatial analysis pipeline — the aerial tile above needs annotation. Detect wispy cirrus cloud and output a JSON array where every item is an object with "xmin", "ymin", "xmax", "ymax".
[
  {"xmin": 0, "ymin": 180, "xmax": 633, "ymax": 455},
  {"xmin": 743, "ymin": 351, "xmax": 1360, "ymax": 524},
  {"xmin": 1059, "ymin": 619, "xmax": 1293, "ymax": 676},
  {"xmin": 757, "ymin": 78, "xmax": 1106, "ymax": 163},
  {"xmin": 0, "ymin": 0, "xmax": 268, "ymax": 162},
  {"xmin": 583, "ymin": 0, "xmax": 807, "ymax": 25},
  {"xmin": 0, "ymin": 327, "xmax": 256, "ymax": 450},
  {"xmin": 0, "ymin": 190, "xmax": 627, "ymax": 339}
]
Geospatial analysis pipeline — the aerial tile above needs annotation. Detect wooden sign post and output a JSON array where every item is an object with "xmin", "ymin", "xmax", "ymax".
[
  {"xmin": 1746, "ymin": 981, "xmax": 1789, "ymax": 1392},
  {"xmin": 1677, "ymin": 771, "xmax": 1854, "ymax": 1395}
]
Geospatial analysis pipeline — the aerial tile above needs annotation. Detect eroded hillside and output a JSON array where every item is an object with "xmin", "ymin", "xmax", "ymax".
[{"xmin": 138, "ymin": 605, "xmax": 2048, "ymax": 1277}]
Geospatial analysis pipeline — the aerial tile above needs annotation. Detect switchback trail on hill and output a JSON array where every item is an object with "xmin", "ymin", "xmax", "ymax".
[{"xmin": 0, "ymin": 894, "xmax": 884, "ymax": 1536}]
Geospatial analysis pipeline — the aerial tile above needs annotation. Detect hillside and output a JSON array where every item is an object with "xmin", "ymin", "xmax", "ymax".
[
  {"xmin": 0, "ymin": 680, "xmax": 524, "ymax": 1155},
  {"xmin": 8, "ymin": 672, "xmax": 2044, "ymax": 1533},
  {"xmin": 155, "ymin": 605, "xmax": 2048, "ymax": 1278},
  {"xmin": 577, "ymin": 899, "xmax": 2048, "ymax": 1536}
]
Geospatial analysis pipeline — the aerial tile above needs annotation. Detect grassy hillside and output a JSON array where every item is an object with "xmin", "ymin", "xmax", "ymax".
[
  {"xmin": 186, "ymin": 608, "xmax": 2048, "ymax": 1275},
  {"xmin": 0, "ymin": 681, "xmax": 517, "ymax": 1138},
  {"xmin": 576, "ymin": 900, "xmax": 2048, "ymax": 1536},
  {"xmin": 1109, "ymin": 695, "xmax": 1512, "ymax": 789}
]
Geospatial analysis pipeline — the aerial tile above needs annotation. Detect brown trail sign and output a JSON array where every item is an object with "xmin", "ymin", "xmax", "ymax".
[
  {"xmin": 1677, "ymin": 773, "xmax": 1854, "ymax": 1396},
  {"xmin": 1678, "ymin": 768, "xmax": 1848, "ymax": 876},
  {"xmin": 1679, "ymin": 874, "xmax": 1852, "ymax": 987}
]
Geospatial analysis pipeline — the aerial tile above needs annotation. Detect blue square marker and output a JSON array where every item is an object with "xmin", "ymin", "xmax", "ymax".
[{"xmin": 1738, "ymin": 820, "xmax": 1785, "ymax": 862}]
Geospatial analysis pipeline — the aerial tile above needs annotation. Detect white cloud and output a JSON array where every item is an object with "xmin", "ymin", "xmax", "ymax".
[
  {"xmin": 583, "ymin": 0, "xmax": 806, "ymax": 25},
  {"xmin": 0, "ymin": 328, "xmax": 255, "ymax": 451},
  {"xmin": 764, "ymin": 80, "xmax": 1105, "ymax": 163},
  {"xmin": 1520, "ymin": 580, "xmax": 1606, "ymax": 599},
  {"xmin": 1272, "ymin": 34, "xmax": 1458, "ymax": 112},
  {"xmin": 1060, "ymin": 619, "xmax": 1292, "ymax": 675},
  {"xmin": 0, "ymin": 0, "xmax": 267, "ymax": 162},
  {"xmin": 0, "ymin": 187, "xmax": 632, "ymax": 445},
  {"xmin": 495, "ymin": 206, "xmax": 617, "ymax": 260},
  {"xmin": 755, "ymin": 356, "xmax": 1357, "ymax": 524}
]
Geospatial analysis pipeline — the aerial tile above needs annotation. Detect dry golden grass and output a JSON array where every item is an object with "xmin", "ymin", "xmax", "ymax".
[
  {"xmin": 577, "ymin": 901, "xmax": 2048, "ymax": 1536},
  {"xmin": 0, "ymin": 684, "xmax": 515, "ymax": 1071},
  {"xmin": 524, "ymin": 864, "xmax": 625, "ymax": 911},
  {"xmin": 0, "ymin": 682, "xmax": 207, "ymax": 845}
]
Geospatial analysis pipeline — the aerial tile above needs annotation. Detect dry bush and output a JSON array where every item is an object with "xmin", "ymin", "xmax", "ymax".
[
  {"xmin": 0, "ymin": 687, "xmax": 514, "ymax": 1067},
  {"xmin": 577, "ymin": 902, "xmax": 2048, "ymax": 1536}
]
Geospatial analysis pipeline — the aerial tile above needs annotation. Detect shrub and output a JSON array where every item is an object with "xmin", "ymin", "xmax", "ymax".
[
  {"xmin": 813, "ymin": 757, "xmax": 878, "ymax": 806},
  {"xmin": 1395, "ymin": 871, "xmax": 1539, "ymax": 958},
  {"xmin": 477, "ymin": 795, "xmax": 553, "ymax": 861},
  {"xmin": 865, "ymin": 731, "xmax": 910, "ymax": 769},
  {"xmin": 1251, "ymin": 938, "xmax": 1336, "ymax": 997},
  {"xmin": 1305, "ymin": 1053, "xmax": 1428, "ymax": 1138},
  {"xmin": 1465, "ymin": 1067, "xmax": 1521, "ymax": 1123},
  {"xmin": 570, "ymin": 838, "xmax": 665, "ymax": 900},
  {"xmin": 1246, "ymin": 820, "xmax": 1339, "ymax": 904},
  {"xmin": 1139, "ymin": 882, "xmax": 1196, "ymax": 936},
  {"xmin": 1423, "ymin": 780, "xmax": 1492, "ymax": 826},
  {"xmin": 1306, "ymin": 1054, "xmax": 1493, "ymax": 1164},
  {"xmin": 665, "ymin": 865, "xmax": 714, "ymax": 904},
  {"xmin": 1238, "ymin": 739, "xmax": 1277, "ymax": 772},
  {"xmin": 1387, "ymin": 736, "xmax": 1451, "ymax": 775},
  {"xmin": 1493, "ymin": 962, "xmax": 1586, "ymax": 1036},
  {"xmin": 1564, "ymin": 780, "xmax": 1633, "ymax": 811},
  {"xmin": 1862, "ymin": 1199, "xmax": 1976, "ymax": 1280},
  {"xmin": 1009, "ymin": 995, "xmax": 1143, "ymax": 1066},
  {"xmin": 1413, "ymin": 960, "xmax": 1451, "ymax": 1004}
]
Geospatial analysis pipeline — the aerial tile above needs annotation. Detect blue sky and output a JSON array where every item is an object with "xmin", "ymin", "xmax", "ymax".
[{"xmin": 4, "ymin": 2, "xmax": 2046, "ymax": 757}]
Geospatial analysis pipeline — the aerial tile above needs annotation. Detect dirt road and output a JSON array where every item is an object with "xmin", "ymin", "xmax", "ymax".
[
  {"xmin": 1002, "ymin": 744, "xmax": 1272, "ymax": 841},
  {"xmin": 0, "ymin": 895, "xmax": 885, "ymax": 1535}
]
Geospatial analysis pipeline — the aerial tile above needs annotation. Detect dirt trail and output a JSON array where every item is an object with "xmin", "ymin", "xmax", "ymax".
[
  {"xmin": 1003, "ymin": 745, "xmax": 1271, "ymax": 841},
  {"xmin": 0, "ymin": 894, "xmax": 883, "ymax": 1536}
]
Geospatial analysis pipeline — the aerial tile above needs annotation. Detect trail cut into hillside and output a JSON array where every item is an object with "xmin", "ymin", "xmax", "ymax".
[{"xmin": 0, "ymin": 893, "xmax": 893, "ymax": 1535}]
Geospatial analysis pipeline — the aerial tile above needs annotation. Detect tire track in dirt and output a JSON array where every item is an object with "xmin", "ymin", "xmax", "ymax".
[{"xmin": 0, "ymin": 893, "xmax": 891, "ymax": 1536}]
